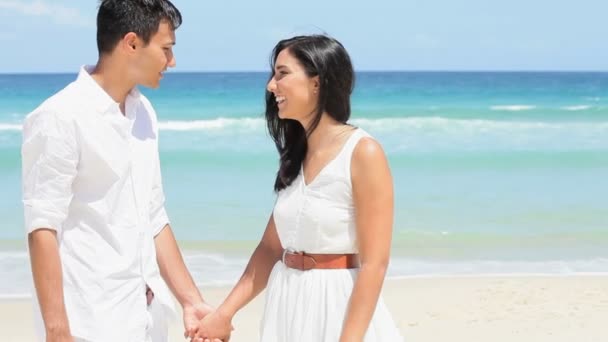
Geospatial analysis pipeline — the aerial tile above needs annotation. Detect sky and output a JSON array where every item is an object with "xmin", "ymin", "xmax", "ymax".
[{"xmin": 0, "ymin": 0, "xmax": 606, "ymax": 73}]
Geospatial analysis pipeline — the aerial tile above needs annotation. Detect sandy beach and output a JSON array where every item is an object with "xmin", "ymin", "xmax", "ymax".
[{"xmin": 2, "ymin": 275, "xmax": 607, "ymax": 341}]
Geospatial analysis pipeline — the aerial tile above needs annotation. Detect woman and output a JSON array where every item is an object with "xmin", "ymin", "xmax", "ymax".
[{"xmin": 193, "ymin": 34, "xmax": 403, "ymax": 341}]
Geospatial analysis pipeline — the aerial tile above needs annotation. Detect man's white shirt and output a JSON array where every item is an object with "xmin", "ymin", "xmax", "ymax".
[{"xmin": 22, "ymin": 66, "xmax": 175, "ymax": 341}]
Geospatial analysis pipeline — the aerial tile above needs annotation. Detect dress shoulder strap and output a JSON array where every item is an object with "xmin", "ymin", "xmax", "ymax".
[{"xmin": 336, "ymin": 127, "xmax": 373, "ymax": 182}]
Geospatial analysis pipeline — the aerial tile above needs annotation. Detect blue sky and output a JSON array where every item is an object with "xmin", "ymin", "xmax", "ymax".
[{"xmin": 0, "ymin": 0, "xmax": 606, "ymax": 73}]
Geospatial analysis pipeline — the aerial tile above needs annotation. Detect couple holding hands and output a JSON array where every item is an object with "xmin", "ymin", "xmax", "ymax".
[{"xmin": 22, "ymin": 1, "xmax": 403, "ymax": 341}]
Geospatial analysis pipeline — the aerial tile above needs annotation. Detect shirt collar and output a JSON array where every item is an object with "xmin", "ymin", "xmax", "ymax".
[{"xmin": 76, "ymin": 65, "xmax": 142, "ymax": 117}]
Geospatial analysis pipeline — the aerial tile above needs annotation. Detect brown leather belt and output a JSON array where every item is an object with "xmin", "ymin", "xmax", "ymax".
[{"xmin": 282, "ymin": 249, "xmax": 359, "ymax": 271}]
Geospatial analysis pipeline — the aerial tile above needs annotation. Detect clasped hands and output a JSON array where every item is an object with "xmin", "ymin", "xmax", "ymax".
[{"xmin": 183, "ymin": 302, "xmax": 233, "ymax": 342}]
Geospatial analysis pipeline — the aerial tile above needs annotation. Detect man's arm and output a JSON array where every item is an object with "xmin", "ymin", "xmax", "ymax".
[
  {"xmin": 154, "ymin": 224, "xmax": 220, "ymax": 338},
  {"xmin": 22, "ymin": 111, "xmax": 79, "ymax": 341},
  {"xmin": 29, "ymin": 229, "xmax": 73, "ymax": 341},
  {"xmin": 154, "ymin": 224, "xmax": 202, "ymax": 308},
  {"xmin": 147, "ymin": 131, "xmax": 217, "ymax": 337},
  {"xmin": 148, "ymin": 152, "xmax": 205, "ymax": 307}
]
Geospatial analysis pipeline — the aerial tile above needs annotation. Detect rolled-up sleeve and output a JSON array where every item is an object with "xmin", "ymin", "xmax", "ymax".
[
  {"xmin": 21, "ymin": 111, "xmax": 78, "ymax": 235},
  {"xmin": 149, "ymin": 155, "xmax": 170, "ymax": 237}
]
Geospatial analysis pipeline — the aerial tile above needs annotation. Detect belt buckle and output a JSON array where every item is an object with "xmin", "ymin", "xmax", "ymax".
[{"xmin": 282, "ymin": 248, "xmax": 298, "ymax": 264}]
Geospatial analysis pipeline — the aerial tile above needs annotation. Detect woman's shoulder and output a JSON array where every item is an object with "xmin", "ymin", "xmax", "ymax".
[
  {"xmin": 350, "ymin": 129, "xmax": 389, "ymax": 180},
  {"xmin": 351, "ymin": 128, "xmax": 383, "ymax": 158},
  {"xmin": 353, "ymin": 136, "xmax": 384, "ymax": 161}
]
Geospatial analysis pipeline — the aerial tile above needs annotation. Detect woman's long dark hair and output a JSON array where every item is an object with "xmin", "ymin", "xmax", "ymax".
[{"xmin": 266, "ymin": 35, "xmax": 355, "ymax": 192}]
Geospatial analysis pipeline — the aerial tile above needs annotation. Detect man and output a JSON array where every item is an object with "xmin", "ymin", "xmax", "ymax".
[{"xmin": 21, "ymin": 1, "xmax": 224, "ymax": 341}]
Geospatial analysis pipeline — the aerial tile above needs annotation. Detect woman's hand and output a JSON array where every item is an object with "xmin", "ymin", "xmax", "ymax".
[{"xmin": 192, "ymin": 308, "xmax": 234, "ymax": 342}]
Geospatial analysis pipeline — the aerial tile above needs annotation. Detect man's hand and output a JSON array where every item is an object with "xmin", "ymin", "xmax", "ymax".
[
  {"xmin": 28, "ymin": 229, "xmax": 73, "ymax": 342},
  {"xmin": 183, "ymin": 301, "xmax": 217, "ymax": 339},
  {"xmin": 45, "ymin": 327, "xmax": 74, "ymax": 342},
  {"xmin": 146, "ymin": 285, "xmax": 154, "ymax": 306},
  {"xmin": 192, "ymin": 308, "xmax": 233, "ymax": 342}
]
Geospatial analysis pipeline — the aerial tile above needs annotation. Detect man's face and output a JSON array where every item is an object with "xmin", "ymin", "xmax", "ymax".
[{"xmin": 131, "ymin": 20, "xmax": 176, "ymax": 88}]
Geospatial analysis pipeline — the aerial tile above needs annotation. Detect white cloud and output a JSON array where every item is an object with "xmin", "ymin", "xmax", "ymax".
[{"xmin": 0, "ymin": 0, "xmax": 93, "ymax": 28}]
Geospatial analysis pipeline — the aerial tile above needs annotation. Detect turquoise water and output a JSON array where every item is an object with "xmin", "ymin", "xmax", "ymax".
[{"xmin": 1, "ymin": 72, "xmax": 607, "ymax": 296}]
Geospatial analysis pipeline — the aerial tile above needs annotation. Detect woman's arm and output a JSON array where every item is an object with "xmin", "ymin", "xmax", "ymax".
[
  {"xmin": 340, "ymin": 137, "xmax": 394, "ymax": 342},
  {"xmin": 219, "ymin": 214, "xmax": 283, "ymax": 315},
  {"xmin": 193, "ymin": 214, "xmax": 283, "ymax": 340}
]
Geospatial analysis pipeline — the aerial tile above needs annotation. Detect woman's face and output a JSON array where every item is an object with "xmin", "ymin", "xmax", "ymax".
[{"xmin": 267, "ymin": 48, "xmax": 319, "ymax": 125}]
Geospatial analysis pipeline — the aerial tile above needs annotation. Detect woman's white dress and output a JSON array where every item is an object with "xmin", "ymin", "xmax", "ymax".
[{"xmin": 260, "ymin": 128, "xmax": 404, "ymax": 341}]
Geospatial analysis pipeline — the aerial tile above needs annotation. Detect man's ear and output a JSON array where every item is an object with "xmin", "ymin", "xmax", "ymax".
[{"xmin": 122, "ymin": 32, "xmax": 139, "ymax": 52}]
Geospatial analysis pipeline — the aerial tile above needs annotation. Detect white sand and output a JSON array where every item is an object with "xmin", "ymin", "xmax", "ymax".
[{"xmin": 2, "ymin": 275, "xmax": 607, "ymax": 341}]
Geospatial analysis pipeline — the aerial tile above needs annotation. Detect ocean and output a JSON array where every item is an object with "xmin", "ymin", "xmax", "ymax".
[{"xmin": 1, "ymin": 71, "xmax": 607, "ymax": 297}]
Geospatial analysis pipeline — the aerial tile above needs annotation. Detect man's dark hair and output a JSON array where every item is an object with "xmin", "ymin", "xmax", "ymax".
[{"xmin": 97, "ymin": 0, "xmax": 182, "ymax": 54}]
